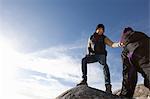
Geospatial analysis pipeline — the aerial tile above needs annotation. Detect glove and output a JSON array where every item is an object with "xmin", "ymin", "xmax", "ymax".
[{"xmin": 112, "ymin": 42, "xmax": 124, "ymax": 48}]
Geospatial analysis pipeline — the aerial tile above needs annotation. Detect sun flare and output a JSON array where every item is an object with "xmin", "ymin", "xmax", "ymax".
[{"xmin": 0, "ymin": 37, "xmax": 20, "ymax": 98}]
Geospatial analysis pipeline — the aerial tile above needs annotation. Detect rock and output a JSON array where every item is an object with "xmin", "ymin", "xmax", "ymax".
[
  {"xmin": 56, "ymin": 85, "xmax": 124, "ymax": 99},
  {"xmin": 56, "ymin": 84, "xmax": 150, "ymax": 99},
  {"xmin": 114, "ymin": 84, "xmax": 150, "ymax": 99}
]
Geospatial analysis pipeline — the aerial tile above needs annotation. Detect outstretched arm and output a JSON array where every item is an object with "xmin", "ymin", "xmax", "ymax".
[{"xmin": 104, "ymin": 37, "xmax": 122, "ymax": 48}]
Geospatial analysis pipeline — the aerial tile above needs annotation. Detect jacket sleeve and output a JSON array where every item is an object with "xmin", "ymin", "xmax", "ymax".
[
  {"xmin": 87, "ymin": 37, "xmax": 92, "ymax": 55},
  {"xmin": 104, "ymin": 37, "xmax": 121, "ymax": 48},
  {"xmin": 87, "ymin": 37, "xmax": 94, "ymax": 55}
]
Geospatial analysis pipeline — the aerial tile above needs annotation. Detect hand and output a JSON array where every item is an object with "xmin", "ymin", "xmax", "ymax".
[
  {"xmin": 120, "ymin": 42, "xmax": 124, "ymax": 47},
  {"xmin": 118, "ymin": 42, "xmax": 124, "ymax": 47}
]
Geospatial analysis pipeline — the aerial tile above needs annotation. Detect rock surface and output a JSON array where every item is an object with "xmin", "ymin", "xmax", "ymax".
[
  {"xmin": 56, "ymin": 85, "xmax": 123, "ymax": 99},
  {"xmin": 56, "ymin": 84, "xmax": 150, "ymax": 99},
  {"xmin": 114, "ymin": 84, "xmax": 150, "ymax": 99}
]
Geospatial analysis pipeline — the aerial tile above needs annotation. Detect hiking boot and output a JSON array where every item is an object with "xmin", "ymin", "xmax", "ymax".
[
  {"xmin": 77, "ymin": 79, "xmax": 88, "ymax": 86},
  {"xmin": 105, "ymin": 84, "xmax": 112, "ymax": 93}
]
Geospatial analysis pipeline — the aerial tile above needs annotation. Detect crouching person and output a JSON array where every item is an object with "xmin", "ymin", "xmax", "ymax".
[{"xmin": 120, "ymin": 27, "xmax": 150, "ymax": 98}]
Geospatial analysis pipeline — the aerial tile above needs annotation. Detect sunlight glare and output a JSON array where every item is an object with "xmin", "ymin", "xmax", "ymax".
[{"xmin": 0, "ymin": 37, "xmax": 20, "ymax": 98}]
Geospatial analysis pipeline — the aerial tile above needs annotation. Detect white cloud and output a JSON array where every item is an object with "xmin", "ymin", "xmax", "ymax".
[
  {"xmin": 0, "ymin": 37, "xmax": 106, "ymax": 99},
  {"xmin": 0, "ymin": 37, "xmax": 144, "ymax": 99}
]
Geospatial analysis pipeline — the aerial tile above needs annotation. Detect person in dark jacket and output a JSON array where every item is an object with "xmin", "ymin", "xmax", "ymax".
[
  {"xmin": 77, "ymin": 24, "xmax": 121, "ymax": 93},
  {"xmin": 119, "ymin": 27, "xmax": 150, "ymax": 98}
]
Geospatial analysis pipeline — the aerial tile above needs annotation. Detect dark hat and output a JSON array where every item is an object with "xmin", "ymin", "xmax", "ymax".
[
  {"xmin": 96, "ymin": 24, "xmax": 105, "ymax": 31},
  {"xmin": 123, "ymin": 27, "xmax": 134, "ymax": 34}
]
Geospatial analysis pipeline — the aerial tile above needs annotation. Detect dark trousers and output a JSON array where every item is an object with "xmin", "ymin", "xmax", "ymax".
[
  {"xmin": 120, "ymin": 45, "xmax": 150, "ymax": 98},
  {"xmin": 81, "ymin": 54, "xmax": 111, "ymax": 85}
]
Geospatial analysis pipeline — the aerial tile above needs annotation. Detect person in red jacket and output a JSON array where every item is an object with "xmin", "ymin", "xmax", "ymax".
[{"xmin": 119, "ymin": 27, "xmax": 150, "ymax": 98}]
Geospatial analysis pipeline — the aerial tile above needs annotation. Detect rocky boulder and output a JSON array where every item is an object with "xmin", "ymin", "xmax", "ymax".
[
  {"xmin": 114, "ymin": 84, "xmax": 150, "ymax": 99},
  {"xmin": 56, "ymin": 84, "xmax": 150, "ymax": 99},
  {"xmin": 56, "ymin": 85, "xmax": 123, "ymax": 99}
]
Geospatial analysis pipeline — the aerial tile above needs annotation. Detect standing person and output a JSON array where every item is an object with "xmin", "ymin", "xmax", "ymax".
[
  {"xmin": 119, "ymin": 27, "xmax": 150, "ymax": 98},
  {"xmin": 77, "ymin": 24, "xmax": 121, "ymax": 93}
]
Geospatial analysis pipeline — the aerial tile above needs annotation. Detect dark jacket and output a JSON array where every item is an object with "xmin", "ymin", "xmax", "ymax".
[
  {"xmin": 121, "ymin": 31, "xmax": 149, "ymax": 53},
  {"xmin": 87, "ymin": 33, "xmax": 107, "ymax": 55}
]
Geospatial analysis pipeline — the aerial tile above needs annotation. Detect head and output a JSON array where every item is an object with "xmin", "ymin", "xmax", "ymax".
[
  {"xmin": 95, "ymin": 24, "xmax": 105, "ymax": 35},
  {"xmin": 123, "ymin": 27, "xmax": 134, "ymax": 35},
  {"xmin": 120, "ymin": 27, "xmax": 134, "ymax": 44}
]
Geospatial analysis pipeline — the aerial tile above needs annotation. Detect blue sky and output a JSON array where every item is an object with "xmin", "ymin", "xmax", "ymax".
[{"xmin": 0, "ymin": 0, "xmax": 150, "ymax": 99}]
